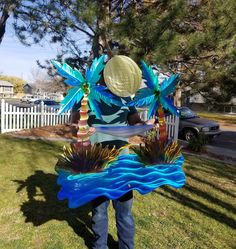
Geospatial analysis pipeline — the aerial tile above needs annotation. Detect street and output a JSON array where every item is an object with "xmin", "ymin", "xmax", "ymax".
[{"xmin": 211, "ymin": 126, "xmax": 236, "ymax": 151}]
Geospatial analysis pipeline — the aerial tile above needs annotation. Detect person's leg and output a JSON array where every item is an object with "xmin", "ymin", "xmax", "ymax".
[
  {"xmin": 112, "ymin": 192, "xmax": 135, "ymax": 249},
  {"xmin": 91, "ymin": 197, "xmax": 110, "ymax": 249}
]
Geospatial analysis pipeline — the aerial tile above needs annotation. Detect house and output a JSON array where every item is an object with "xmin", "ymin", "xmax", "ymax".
[
  {"xmin": 0, "ymin": 80, "xmax": 14, "ymax": 98},
  {"xmin": 182, "ymin": 86, "xmax": 236, "ymax": 113},
  {"xmin": 23, "ymin": 83, "xmax": 34, "ymax": 94}
]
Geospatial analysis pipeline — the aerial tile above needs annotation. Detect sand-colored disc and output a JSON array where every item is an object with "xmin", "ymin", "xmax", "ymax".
[{"xmin": 104, "ymin": 55, "xmax": 142, "ymax": 97}]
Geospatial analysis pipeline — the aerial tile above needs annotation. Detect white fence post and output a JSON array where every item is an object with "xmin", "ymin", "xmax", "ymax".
[
  {"xmin": 137, "ymin": 108, "xmax": 179, "ymax": 142},
  {"xmin": 1, "ymin": 99, "xmax": 5, "ymax": 133},
  {"xmin": 0, "ymin": 102, "xmax": 179, "ymax": 139},
  {"xmin": 0, "ymin": 100, "xmax": 71, "ymax": 133},
  {"xmin": 40, "ymin": 101, "xmax": 44, "ymax": 127}
]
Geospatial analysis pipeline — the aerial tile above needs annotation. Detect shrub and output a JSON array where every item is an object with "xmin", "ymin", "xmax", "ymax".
[{"xmin": 187, "ymin": 134, "xmax": 208, "ymax": 153}]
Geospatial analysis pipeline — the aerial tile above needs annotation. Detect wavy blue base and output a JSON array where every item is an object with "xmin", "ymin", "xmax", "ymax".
[{"xmin": 56, "ymin": 154, "xmax": 185, "ymax": 208}]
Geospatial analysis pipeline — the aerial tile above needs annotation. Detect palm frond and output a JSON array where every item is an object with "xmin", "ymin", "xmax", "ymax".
[
  {"xmin": 161, "ymin": 74, "xmax": 179, "ymax": 96},
  {"xmin": 58, "ymin": 88, "xmax": 83, "ymax": 115},
  {"xmin": 134, "ymin": 87, "xmax": 154, "ymax": 99},
  {"xmin": 128, "ymin": 94, "xmax": 156, "ymax": 107},
  {"xmin": 141, "ymin": 60, "xmax": 157, "ymax": 90},
  {"xmin": 160, "ymin": 96, "xmax": 179, "ymax": 116},
  {"xmin": 147, "ymin": 100, "xmax": 159, "ymax": 119},
  {"xmin": 91, "ymin": 85, "xmax": 123, "ymax": 107},
  {"xmin": 51, "ymin": 60, "xmax": 85, "ymax": 86},
  {"xmin": 86, "ymin": 55, "xmax": 105, "ymax": 86},
  {"xmin": 88, "ymin": 96, "xmax": 103, "ymax": 120}
]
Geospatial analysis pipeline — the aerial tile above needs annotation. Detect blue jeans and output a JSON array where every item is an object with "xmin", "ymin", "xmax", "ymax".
[{"xmin": 91, "ymin": 193, "xmax": 135, "ymax": 249}]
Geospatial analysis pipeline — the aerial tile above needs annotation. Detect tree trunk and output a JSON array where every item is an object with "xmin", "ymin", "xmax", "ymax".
[
  {"xmin": 0, "ymin": 7, "xmax": 10, "ymax": 44},
  {"xmin": 91, "ymin": 0, "xmax": 112, "ymax": 59},
  {"xmin": 174, "ymin": 85, "xmax": 182, "ymax": 107}
]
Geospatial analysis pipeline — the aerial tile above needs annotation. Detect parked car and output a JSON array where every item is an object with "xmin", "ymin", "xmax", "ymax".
[
  {"xmin": 21, "ymin": 94, "xmax": 34, "ymax": 103},
  {"xmin": 178, "ymin": 107, "xmax": 221, "ymax": 141},
  {"xmin": 47, "ymin": 93, "xmax": 64, "ymax": 102},
  {"xmin": 33, "ymin": 99, "xmax": 60, "ymax": 110}
]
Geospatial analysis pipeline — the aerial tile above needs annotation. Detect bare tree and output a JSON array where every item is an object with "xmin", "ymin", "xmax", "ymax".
[{"xmin": 30, "ymin": 67, "xmax": 67, "ymax": 93}]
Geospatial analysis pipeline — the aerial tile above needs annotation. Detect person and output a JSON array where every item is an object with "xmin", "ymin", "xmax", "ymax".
[{"xmin": 71, "ymin": 93, "xmax": 154, "ymax": 249}]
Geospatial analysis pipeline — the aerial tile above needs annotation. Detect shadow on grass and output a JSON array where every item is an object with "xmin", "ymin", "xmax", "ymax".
[
  {"xmin": 13, "ymin": 170, "xmax": 118, "ymax": 249},
  {"xmin": 185, "ymin": 172, "xmax": 236, "ymax": 198},
  {"xmin": 155, "ymin": 185, "xmax": 236, "ymax": 229}
]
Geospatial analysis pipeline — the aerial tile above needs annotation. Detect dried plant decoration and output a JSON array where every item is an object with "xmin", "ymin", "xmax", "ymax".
[
  {"xmin": 56, "ymin": 143, "xmax": 126, "ymax": 174},
  {"xmin": 131, "ymin": 129, "xmax": 182, "ymax": 165}
]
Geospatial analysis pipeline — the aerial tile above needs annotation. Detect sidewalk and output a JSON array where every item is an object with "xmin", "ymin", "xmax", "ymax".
[{"xmin": 179, "ymin": 140, "xmax": 236, "ymax": 165}]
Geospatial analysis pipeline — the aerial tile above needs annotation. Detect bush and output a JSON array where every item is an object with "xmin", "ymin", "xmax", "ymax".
[{"xmin": 187, "ymin": 134, "xmax": 208, "ymax": 152}]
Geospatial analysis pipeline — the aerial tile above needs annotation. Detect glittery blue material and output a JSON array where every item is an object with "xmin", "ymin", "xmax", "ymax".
[{"xmin": 56, "ymin": 154, "xmax": 185, "ymax": 208}]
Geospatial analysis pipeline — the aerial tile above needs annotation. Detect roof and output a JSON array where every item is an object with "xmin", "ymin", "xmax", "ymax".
[
  {"xmin": 0, "ymin": 80, "xmax": 13, "ymax": 87},
  {"xmin": 23, "ymin": 83, "xmax": 33, "ymax": 88}
]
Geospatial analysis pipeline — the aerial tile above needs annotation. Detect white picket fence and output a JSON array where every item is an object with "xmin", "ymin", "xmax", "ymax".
[
  {"xmin": 137, "ymin": 108, "xmax": 179, "ymax": 141},
  {"xmin": 0, "ymin": 99, "xmax": 71, "ymax": 133},
  {"xmin": 0, "ymin": 100, "xmax": 179, "ymax": 141}
]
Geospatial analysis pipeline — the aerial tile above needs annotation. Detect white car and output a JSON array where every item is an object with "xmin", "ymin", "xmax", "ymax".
[
  {"xmin": 21, "ymin": 95, "xmax": 34, "ymax": 103},
  {"xmin": 28, "ymin": 97, "xmax": 42, "ymax": 104}
]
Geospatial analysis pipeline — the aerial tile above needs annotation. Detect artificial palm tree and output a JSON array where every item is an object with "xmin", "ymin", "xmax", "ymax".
[
  {"xmin": 52, "ymin": 55, "xmax": 121, "ymax": 145},
  {"xmin": 128, "ymin": 60, "xmax": 180, "ymax": 142}
]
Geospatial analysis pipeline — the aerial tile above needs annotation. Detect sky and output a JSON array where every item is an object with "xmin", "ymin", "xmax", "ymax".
[
  {"xmin": 0, "ymin": 21, "xmax": 60, "ymax": 82},
  {"xmin": 0, "ymin": 19, "xmax": 89, "ymax": 82}
]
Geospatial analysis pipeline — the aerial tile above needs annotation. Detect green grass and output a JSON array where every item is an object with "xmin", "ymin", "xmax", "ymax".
[
  {"xmin": 198, "ymin": 112, "xmax": 236, "ymax": 125},
  {"xmin": 0, "ymin": 135, "xmax": 235, "ymax": 249}
]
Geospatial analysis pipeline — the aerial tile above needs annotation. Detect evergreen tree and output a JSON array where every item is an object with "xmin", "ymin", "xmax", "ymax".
[
  {"xmin": 1, "ymin": 1, "xmax": 235, "ymax": 103},
  {"xmin": 114, "ymin": 0, "xmax": 236, "ymax": 104}
]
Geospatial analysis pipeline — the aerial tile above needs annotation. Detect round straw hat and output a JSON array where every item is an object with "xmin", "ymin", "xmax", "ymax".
[{"xmin": 104, "ymin": 55, "xmax": 141, "ymax": 97}]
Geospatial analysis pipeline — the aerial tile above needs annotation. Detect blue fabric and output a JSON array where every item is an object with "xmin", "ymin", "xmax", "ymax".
[{"xmin": 92, "ymin": 195, "xmax": 135, "ymax": 249}]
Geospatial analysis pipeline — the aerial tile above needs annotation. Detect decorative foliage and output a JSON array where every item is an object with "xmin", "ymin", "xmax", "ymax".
[
  {"xmin": 131, "ymin": 129, "xmax": 182, "ymax": 165},
  {"xmin": 51, "ymin": 61, "xmax": 85, "ymax": 87},
  {"xmin": 56, "ymin": 143, "xmax": 124, "ymax": 174},
  {"xmin": 128, "ymin": 60, "xmax": 180, "ymax": 119},
  {"xmin": 57, "ymin": 88, "xmax": 84, "ymax": 115},
  {"xmin": 52, "ymin": 54, "xmax": 122, "ymax": 116}
]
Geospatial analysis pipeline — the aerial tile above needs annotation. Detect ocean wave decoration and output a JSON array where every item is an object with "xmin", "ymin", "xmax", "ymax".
[{"xmin": 56, "ymin": 154, "xmax": 185, "ymax": 208}]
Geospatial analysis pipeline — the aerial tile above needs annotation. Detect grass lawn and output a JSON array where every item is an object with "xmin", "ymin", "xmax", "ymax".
[
  {"xmin": 0, "ymin": 135, "xmax": 235, "ymax": 249},
  {"xmin": 197, "ymin": 112, "xmax": 236, "ymax": 125}
]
